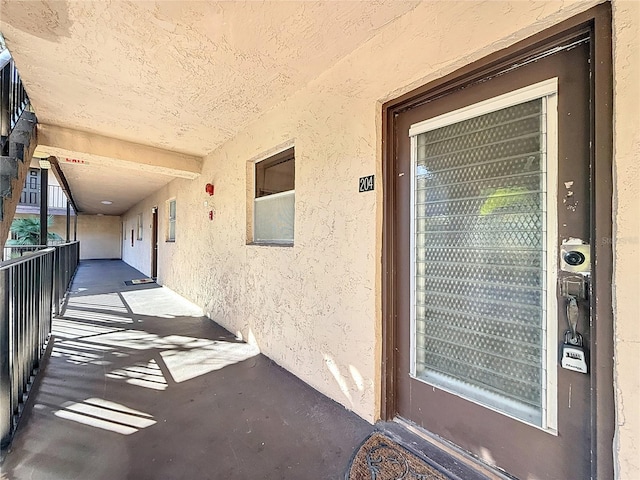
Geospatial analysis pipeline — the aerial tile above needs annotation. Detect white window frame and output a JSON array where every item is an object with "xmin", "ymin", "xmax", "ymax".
[
  {"xmin": 408, "ymin": 78, "xmax": 559, "ymax": 433},
  {"xmin": 136, "ymin": 213, "xmax": 143, "ymax": 241},
  {"xmin": 167, "ymin": 199, "xmax": 176, "ymax": 242}
]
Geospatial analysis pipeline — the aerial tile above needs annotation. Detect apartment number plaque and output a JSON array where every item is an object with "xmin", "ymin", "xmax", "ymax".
[{"xmin": 359, "ymin": 175, "xmax": 375, "ymax": 192}]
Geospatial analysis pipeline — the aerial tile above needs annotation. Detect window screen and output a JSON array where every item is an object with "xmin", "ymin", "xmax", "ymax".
[
  {"xmin": 254, "ymin": 147, "xmax": 295, "ymax": 244},
  {"xmin": 412, "ymin": 98, "xmax": 551, "ymax": 426}
]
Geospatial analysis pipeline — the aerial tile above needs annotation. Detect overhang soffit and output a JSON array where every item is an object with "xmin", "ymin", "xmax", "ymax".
[{"xmin": 35, "ymin": 124, "xmax": 202, "ymax": 180}]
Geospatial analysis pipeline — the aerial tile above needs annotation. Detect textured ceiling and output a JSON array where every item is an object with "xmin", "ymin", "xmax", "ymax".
[
  {"xmin": 55, "ymin": 158, "xmax": 172, "ymax": 216},
  {"xmin": 1, "ymin": 1, "xmax": 419, "ymax": 157}
]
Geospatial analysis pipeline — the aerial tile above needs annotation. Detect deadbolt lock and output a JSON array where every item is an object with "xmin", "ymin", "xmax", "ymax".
[
  {"xmin": 560, "ymin": 241, "xmax": 590, "ymax": 273},
  {"xmin": 563, "ymin": 250, "xmax": 585, "ymax": 266}
]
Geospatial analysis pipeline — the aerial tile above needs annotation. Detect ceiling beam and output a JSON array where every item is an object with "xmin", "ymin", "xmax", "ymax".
[
  {"xmin": 49, "ymin": 156, "xmax": 81, "ymax": 214},
  {"xmin": 35, "ymin": 124, "xmax": 202, "ymax": 179}
]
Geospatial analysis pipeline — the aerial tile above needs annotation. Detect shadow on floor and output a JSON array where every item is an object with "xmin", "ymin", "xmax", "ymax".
[{"xmin": 2, "ymin": 260, "xmax": 373, "ymax": 480}]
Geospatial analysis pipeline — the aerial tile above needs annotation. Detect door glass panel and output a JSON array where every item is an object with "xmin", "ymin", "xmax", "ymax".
[{"xmin": 412, "ymin": 98, "xmax": 549, "ymax": 425}]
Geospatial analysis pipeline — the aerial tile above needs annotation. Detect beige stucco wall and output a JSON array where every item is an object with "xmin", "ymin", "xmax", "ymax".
[
  {"xmin": 612, "ymin": 1, "xmax": 640, "ymax": 478},
  {"xmin": 12, "ymin": 213, "xmax": 67, "ymax": 241},
  {"xmin": 121, "ymin": 1, "xmax": 639, "ymax": 477},
  {"xmin": 77, "ymin": 214, "xmax": 121, "ymax": 260},
  {"xmin": 10, "ymin": 213, "xmax": 121, "ymax": 262},
  {"xmin": 49, "ymin": 214, "xmax": 66, "ymax": 240}
]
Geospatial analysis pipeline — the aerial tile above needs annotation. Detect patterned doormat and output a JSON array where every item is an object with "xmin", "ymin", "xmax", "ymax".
[
  {"xmin": 346, "ymin": 432, "xmax": 450, "ymax": 480},
  {"xmin": 124, "ymin": 278, "xmax": 155, "ymax": 286}
]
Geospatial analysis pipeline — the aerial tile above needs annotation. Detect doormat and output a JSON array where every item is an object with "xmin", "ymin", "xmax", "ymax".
[
  {"xmin": 346, "ymin": 432, "xmax": 450, "ymax": 480},
  {"xmin": 124, "ymin": 278, "xmax": 155, "ymax": 286}
]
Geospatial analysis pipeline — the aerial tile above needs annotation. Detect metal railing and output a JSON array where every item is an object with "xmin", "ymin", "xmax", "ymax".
[
  {"xmin": 0, "ymin": 48, "xmax": 29, "ymax": 153},
  {"xmin": 0, "ymin": 248, "xmax": 54, "ymax": 448},
  {"xmin": 0, "ymin": 241, "xmax": 79, "ymax": 447},
  {"xmin": 53, "ymin": 241, "xmax": 79, "ymax": 315},
  {"xmin": 2, "ymin": 245, "xmax": 49, "ymax": 262}
]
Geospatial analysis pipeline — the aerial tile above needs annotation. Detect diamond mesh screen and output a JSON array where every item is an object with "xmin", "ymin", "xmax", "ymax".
[{"xmin": 414, "ymin": 99, "xmax": 546, "ymax": 424}]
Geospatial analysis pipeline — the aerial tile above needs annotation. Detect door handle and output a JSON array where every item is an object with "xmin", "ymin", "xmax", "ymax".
[
  {"xmin": 560, "ymin": 275, "xmax": 588, "ymax": 301},
  {"xmin": 559, "ymin": 274, "xmax": 589, "ymax": 374}
]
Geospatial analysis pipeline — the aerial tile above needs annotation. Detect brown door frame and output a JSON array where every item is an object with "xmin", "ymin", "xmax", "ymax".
[
  {"xmin": 151, "ymin": 206, "xmax": 158, "ymax": 279},
  {"xmin": 381, "ymin": 4, "xmax": 613, "ymax": 478}
]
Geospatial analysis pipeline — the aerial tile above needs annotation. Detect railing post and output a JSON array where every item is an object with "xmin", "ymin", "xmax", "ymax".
[
  {"xmin": 32, "ymin": 252, "xmax": 40, "ymax": 368},
  {"xmin": 0, "ymin": 61, "xmax": 10, "ymax": 151},
  {"xmin": 45, "ymin": 251, "xmax": 53, "ymax": 341},
  {"xmin": 39, "ymin": 167, "xmax": 48, "ymax": 245},
  {"xmin": 53, "ymin": 247, "xmax": 60, "ymax": 316},
  {"xmin": 65, "ymin": 202, "xmax": 70, "ymax": 243},
  {"xmin": 0, "ymin": 268, "xmax": 10, "ymax": 447}
]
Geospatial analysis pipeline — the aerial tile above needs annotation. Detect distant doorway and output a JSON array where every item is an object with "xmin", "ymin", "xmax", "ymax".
[{"xmin": 151, "ymin": 207, "xmax": 158, "ymax": 279}]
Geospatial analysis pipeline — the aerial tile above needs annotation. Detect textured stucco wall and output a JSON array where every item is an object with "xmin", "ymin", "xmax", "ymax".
[
  {"xmin": 612, "ymin": 1, "xmax": 640, "ymax": 478},
  {"xmin": 121, "ymin": 1, "xmax": 639, "ymax": 477},
  {"xmin": 77, "ymin": 215, "xmax": 121, "ymax": 259}
]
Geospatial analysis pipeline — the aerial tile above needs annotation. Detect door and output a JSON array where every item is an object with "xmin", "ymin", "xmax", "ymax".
[
  {"xmin": 19, "ymin": 169, "xmax": 39, "ymax": 205},
  {"xmin": 151, "ymin": 207, "xmax": 158, "ymax": 279},
  {"xmin": 393, "ymin": 39, "xmax": 593, "ymax": 479}
]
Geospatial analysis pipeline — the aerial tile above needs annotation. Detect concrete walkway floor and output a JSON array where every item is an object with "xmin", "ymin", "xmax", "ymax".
[{"xmin": 1, "ymin": 260, "xmax": 373, "ymax": 480}]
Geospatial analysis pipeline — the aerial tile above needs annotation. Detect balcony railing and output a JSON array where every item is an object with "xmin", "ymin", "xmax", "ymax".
[
  {"xmin": 0, "ymin": 241, "xmax": 79, "ymax": 447},
  {"xmin": 2, "ymin": 244, "xmax": 49, "ymax": 262},
  {"xmin": 52, "ymin": 241, "xmax": 79, "ymax": 315},
  {"xmin": 0, "ymin": 48, "xmax": 29, "ymax": 154},
  {"xmin": 19, "ymin": 183, "xmax": 68, "ymax": 210}
]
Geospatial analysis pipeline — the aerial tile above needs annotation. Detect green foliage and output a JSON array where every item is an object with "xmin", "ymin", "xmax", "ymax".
[
  {"xmin": 7, "ymin": 216, "xmax": 62, "ymax": 246},
  {"xmin": 480, "ymin": 187, "xmax": 528, "ymax": 215}
]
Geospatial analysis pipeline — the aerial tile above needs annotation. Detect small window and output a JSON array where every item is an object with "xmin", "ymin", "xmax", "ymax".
[
  {"xmin": 136, "ymin": 213, "xmax": 143, "ymax": 240},
  {"xmin": 253, "ymin": 147, "xmax": 294, "ymax": 244},
  {"xmin": 167, "ymin": 199, "xmax": 176, "ymax": 242}
]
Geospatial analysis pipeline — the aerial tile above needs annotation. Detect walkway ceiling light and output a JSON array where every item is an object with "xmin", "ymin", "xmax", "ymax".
[
  {"xmin": 101, "ymin": 200, "xmax": 113, "ymax": 205},
  {"xmin": 38, "ymin": 158, "xmax": 51, "ymax": 169}
]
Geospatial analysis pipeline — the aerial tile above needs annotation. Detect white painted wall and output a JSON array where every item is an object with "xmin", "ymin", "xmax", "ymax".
[
  {"xmin": 122, "ymin": 207, "xmax": 153, "ymax": 276},
  {"xmin": 120, "ymin": 2, "xmax": 640, "ymax": 477}
]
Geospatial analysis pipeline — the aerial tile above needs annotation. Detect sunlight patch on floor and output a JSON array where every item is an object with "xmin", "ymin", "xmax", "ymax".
[
  {"xmin": 160, "ymin": 340, "xmax": 259, "ymax": 383},
  {"xmin": 86, "ymin": 329, "xmax": 163, "ymax": 350},
  {"xmin": 107, "ymin": 359, "xmax": 168, "ymax": 391},
  {"xmin": 54, "ymin": 398, "xmax": 156, "ymax": 435},
  {"xmin": 121, "ymin": 288, "xmax": 204, "ymax": 318},
  {"xmin": 52, "ymin": 338, "xmax": 114, "ymax": 366},
  {"xmin": 51, "ymin": 345, "xmax": 110, "ymax": 366},
  {"xmin": 66, "ymin": 293, "xmax": 129, "ymax": 313},
  {"xmin": 52, "ymin": 319, "xmax": 123, "ymax": 339},
  {"xmin": 63, "ymin": 308, "xmax": 133, "ymax": 324},
  {"xmin": 57, "ymin": 339, "xmax": 114, "ymax": 352}
]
